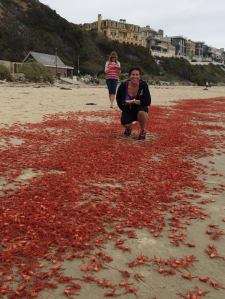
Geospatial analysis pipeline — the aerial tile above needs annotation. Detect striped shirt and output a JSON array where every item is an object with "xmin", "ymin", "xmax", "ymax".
[{"xmin": 105, "ymin": 61, "xmax": 121, "ymax": 79}]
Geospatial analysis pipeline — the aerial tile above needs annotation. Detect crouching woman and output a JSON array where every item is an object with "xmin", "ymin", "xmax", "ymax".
[{"xmin": 116, "ymin": 67, "xmax": 151, "ymax": 140}]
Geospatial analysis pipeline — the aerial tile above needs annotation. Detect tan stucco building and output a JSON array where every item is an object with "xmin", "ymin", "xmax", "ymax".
[
  {"xmin": 83, "ymin": 15, "xmax": 175, "ymax": 56},
  {"xmin": 83, "ymin": 14, "xmax": 145, "ymax": 47}
]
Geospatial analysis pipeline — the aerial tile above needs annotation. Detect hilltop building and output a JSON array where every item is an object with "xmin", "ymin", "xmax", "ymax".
[
  {"xmin": 203, "ymin": 46, "xmax": 224, "ymax": 63},
  {"xmin": 186, "ymin": 39, "xmax": 196, "ymax": 58},
  {"xmin": 169, "ymin": 36, "xmax": 187, "ymax": 56},
  {"xmin": 83, "ymin": 14, "xmax": 224, "ymax": 64},
  {"xmin": 168, "ymin": 37, "xmax": 207, "ymax": 61},
  {"xmin": 195, "ymin": 41, "xmax": 204, "ymax": 57},
  {"xmin": 144, "ymin": 27, "xmax": 176, "ymax": 57},
  {"xmin": 83, "ymin": 14, "xmax": 144, "ymax": 47},
  {"xmin": 83, "ymin": 15, "xmax": 176, "ymax": 57}
]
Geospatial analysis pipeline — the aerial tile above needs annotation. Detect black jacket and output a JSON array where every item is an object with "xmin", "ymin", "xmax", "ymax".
[{"xmin": 116, "ymin": 80, "xmax": 151, "ymax": 111}]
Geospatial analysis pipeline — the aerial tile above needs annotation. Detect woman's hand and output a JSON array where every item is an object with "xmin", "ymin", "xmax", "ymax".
[
  {"xmin": 124, "ymin": 99, "xmax": 141, "ymax": 105},
  {"xmin": 134, "ymin": 99, "xmax": 141, "ymax": 105},
  {"xmin": 125, "ymin": 99, "xmax": 135, "ymax": 105}
]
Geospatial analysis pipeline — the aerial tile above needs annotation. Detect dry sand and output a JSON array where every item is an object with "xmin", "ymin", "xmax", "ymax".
[
  {"xmin": 0, "ymin": 83, "xmax": 225, "ymax": 125},
  {"xmin": 0, "ymin": 83, "xmax": 225, "ymax": 298}
]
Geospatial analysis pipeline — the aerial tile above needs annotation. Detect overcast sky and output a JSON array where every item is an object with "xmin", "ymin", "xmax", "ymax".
[{"xmin": 40, "ymin": 0, "xmax": 225, "ymax": 49}]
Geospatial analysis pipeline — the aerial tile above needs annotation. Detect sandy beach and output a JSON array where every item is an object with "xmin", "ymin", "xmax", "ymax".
[
  {"xmin": 1, "ymin": 83, "xmax": 225, "ymax": 125},
  {"xmin": 0, "ymin": 83, "xmax": 225, "ymax": 299}
]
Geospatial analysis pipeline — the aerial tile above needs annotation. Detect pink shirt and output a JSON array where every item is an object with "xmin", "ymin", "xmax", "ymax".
[{"xmin": 105, "ymin": 61, "xmax": 121, "ymax": 79}]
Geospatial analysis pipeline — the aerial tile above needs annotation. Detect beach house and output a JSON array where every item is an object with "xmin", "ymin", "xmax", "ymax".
[{"xmin": 23, "ymin": 51, "xmax": 74, "ymax": 78}]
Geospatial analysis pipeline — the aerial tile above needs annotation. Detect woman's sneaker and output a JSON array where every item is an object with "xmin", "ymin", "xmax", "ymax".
[
  {"xmin": 138, "ymin": 130, "xmax": 146, "ymax": 140},
  {"xmin": 124, "ymin": 127, "xmax": 132, "ymax": 137}
]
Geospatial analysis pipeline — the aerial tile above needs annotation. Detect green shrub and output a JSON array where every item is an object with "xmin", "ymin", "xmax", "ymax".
[
  {"xmin": 20, "ymin": 63, "xmax": 53, "ymax": 83},
  {"xmin": 80, "ymin": 61, "xmax": 103, "ymax": 76},
  {"xmin": 0, "ymin": 64, "xmax": 12, "ymax": 81},
  {"xmin": 159, "ymin": 58, "xmax": 225, "ymax": 85},
  {"xmin": 119, "ymin": 73, "xmax": 129, "ymax": 81},
  {"xmin": 160, "ymin": 57, "xmax": 193, "ymax": 81},
  {"xmin": 190, "ymin": 64, "xmax": 225, "ymax": 85}
]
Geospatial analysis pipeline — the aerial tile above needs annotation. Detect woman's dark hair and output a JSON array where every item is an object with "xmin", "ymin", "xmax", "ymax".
[{"xmin": 128, "ymin": 67, "xmax": 142, "ymax": 76}]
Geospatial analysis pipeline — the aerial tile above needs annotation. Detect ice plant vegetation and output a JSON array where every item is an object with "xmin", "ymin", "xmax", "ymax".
[{"xmin": 0, "ymin": 97, "xmax": 225, "ymax": 298}]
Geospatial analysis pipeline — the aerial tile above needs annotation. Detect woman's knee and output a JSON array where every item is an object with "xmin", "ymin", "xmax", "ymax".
[{"xmin": 137, "ymin": 110, "xmax": 148, "ymax": 119}]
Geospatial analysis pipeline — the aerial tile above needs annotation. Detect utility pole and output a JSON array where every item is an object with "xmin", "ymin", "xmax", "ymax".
[
  {"xmin": 55, "ymin": 48, "xmax": 58, "ymax": 78},
  {"xmin": 77, "ymin": 55, "xmax": 80, "ymax": 75}
]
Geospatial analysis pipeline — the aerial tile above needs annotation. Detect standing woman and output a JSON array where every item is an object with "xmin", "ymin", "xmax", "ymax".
[{"xmin": 105, "ymin": 51, "xmax": 121, "ymax": 108}]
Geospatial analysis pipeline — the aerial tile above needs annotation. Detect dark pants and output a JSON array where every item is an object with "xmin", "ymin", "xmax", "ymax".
[
  {"xmin": 121, "ymin": 106, "xmax": 149, "ymax": 125},
  {"xmin": 106, "ymin": 79, "xmax": 118, "ymax": 95}
]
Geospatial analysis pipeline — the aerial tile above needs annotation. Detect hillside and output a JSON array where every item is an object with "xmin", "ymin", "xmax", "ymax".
[
  {"xmin": 0, "ymin": 0, "xmax": 224, "ymax": 85},
  {"xmin": 0, "ymin": 0, "xmax": 158, "ymax": 75}
]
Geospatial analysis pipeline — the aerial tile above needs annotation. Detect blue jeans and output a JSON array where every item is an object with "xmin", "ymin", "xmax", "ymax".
[{"xmin": 106, "ymin": 79, "xmax": 118, "ymax": 95}]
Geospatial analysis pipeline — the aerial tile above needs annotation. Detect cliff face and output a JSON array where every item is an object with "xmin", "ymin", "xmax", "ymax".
[
  {"xmin": 0, "ymin": 0, "xmax": 84, "ymax": 64},
  {"xmin": 0, "ymin": 0, "xmax": 30, "ymax": 20},
  {"xmin": 0, "ymin": 1, "xmax": 26, "ymax": 59}
]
